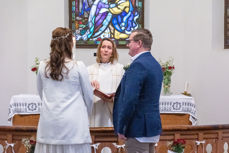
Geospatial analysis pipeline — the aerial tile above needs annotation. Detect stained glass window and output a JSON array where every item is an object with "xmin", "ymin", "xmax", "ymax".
[{"xmin": 69, "ymin": 0, "xmax": 144, "ymax": 48}]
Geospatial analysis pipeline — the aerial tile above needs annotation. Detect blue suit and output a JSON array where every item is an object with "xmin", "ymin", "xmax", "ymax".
[{"xmin": 113, "ymin": 52, "xmax": 163, "ymax": 138}]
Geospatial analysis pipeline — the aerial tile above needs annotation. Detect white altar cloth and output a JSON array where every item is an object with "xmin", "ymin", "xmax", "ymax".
[
  {"xmin": 159, "ymin": 94, "xmax": 197, "ymax": 125},
  {"xmin": 8, "ymin": 94, "xmax": 197, "ymax": 125},
  {"xmin": 8, "ymin": 94, "xmax": 41, "ymax": 121}
]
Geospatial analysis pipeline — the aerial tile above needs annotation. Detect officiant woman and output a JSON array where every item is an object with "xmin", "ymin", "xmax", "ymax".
[
  {"xmin": 87, "ymin": 38, "xmax": 124, "ymax": 127},
  {"xmin": 35, "ymin": 27, "xmax": 93, "ymax": 153}
]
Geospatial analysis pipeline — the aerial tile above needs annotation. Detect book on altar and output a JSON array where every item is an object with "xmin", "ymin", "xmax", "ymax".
[{"xmin": 93, "ymin": 89, "xmax": 115, "ymax": 102}]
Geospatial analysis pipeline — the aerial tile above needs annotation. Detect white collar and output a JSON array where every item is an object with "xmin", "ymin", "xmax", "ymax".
[
  {"xmin": 131, "ymin": 51, "xmax": 149, "ymax": 61},
  {"xmin": 99, "ymin": 62, "xmax": 111, "ymax": 66}
]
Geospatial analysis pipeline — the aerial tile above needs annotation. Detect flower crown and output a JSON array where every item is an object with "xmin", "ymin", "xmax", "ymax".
[{"xmin": 52, "ymin": 33, "xmax": 70, "ymax": 40}]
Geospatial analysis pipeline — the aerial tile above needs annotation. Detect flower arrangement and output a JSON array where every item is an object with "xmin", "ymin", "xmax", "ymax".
[
  {"xmin": 168, "ymin": 139, "xmax": 186, "ymax": 153},
  {"xmin": 22, "ymin": 137, "xmax": 36, "ymax": 153},
  {"xmin": 31, "ymin": 57, "xmax": 40, "ymax": 74},
  {"xmin": 159, "ymin": 58, "xmax": 175, "ymax": 95}
]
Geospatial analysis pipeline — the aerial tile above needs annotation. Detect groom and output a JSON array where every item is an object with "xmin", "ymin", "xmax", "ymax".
[{"xmin": 113, "ymin": 29, "xmax": 163, "ymax": 153}]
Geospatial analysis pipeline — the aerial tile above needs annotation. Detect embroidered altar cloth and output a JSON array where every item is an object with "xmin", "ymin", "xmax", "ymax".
[
  {"xmin": 160, "ymin": 94, "xmax": 197, "ymax": 125},
  {"xmin": 8, "ymin": 94, "xmax": 41, "ymax": 121},
  {"xmin": 8, "ymin": 94, "xmax": 197, "ymax": 125}
]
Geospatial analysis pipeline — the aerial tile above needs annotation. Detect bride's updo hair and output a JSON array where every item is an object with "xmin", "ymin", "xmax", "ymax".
[{"xmin": 45, "ymin": 27, "xmax": 73, "ymax": 81}]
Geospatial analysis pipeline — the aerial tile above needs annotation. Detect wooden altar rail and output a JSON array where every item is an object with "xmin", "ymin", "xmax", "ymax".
[{"xmin": 0, "ymin": 125, "xmax": 229, "ymax": 153}]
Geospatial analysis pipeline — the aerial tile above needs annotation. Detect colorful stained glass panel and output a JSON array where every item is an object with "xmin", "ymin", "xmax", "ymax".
[{"xmin": 69, "ymin": 0, "xmax": 144, "ymax": 48}]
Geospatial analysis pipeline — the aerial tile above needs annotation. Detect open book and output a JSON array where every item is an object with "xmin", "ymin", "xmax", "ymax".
[{"xmin": 94, "ymin": 89, "xmax": 115, "ymax": 102}]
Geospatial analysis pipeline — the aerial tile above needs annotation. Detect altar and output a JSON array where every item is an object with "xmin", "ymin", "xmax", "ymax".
[{"xmin": 8, "ymin": 94, "xmax": 197, "ymax": 126}]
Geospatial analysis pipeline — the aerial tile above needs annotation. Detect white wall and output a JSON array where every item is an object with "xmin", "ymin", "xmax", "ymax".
[
  {"xmin": 26, "ymin": 0, "xmax": 66, "ymax": 94},
  {"xmin": 0, "ymin": 0, "xmax": 228, "ymax": 125},
  {"xmin": 0, "ymin": 0, "xmax": 28, "ymax": 125}
]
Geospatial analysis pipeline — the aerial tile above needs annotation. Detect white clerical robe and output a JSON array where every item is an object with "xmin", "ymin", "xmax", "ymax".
[{"xmin": 87, "ymin": 62, "xmax": 124, "ymax": 127}]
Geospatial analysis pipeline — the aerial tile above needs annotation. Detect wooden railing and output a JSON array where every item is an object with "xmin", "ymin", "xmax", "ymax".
[{"xmin": 0, "ymin": 125, "xmax": 229, "ymax": 153}]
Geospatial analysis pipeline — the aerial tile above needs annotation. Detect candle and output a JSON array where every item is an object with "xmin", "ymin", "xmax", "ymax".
[{"xmin": 184, "ymin": 81, "xmax": 189, "ymax": 92}]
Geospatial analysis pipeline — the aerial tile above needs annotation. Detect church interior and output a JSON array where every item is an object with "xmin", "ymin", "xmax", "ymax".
[{"xmin": 0, "ymin": 0, "xmax": 229, "ymax": 153}]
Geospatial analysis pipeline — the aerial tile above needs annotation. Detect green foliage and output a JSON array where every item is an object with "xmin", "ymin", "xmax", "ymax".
[
  {"xmin": 31, "ymin": 57, "xmax": 40, "ymax": 75},
  {"xmin": 159, "ymin": 58, "xmax": 175, "ymax": 95},
  {"xmin": 169, "ymin": 139, "xmax": 186, "ymax": 153}
]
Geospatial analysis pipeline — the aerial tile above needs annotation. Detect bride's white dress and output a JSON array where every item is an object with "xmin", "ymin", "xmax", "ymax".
[{"xmin": 35, "ymin": 60, "xmax": 93, "ymax": 153}]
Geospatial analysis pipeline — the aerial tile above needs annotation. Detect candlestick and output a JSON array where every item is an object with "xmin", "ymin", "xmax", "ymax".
[{"xmin": 183, "ymin": 81, "xmax": 191, "ymax": 96}]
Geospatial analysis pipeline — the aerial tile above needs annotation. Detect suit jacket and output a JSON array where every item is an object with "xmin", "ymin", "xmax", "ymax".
[{"xmin": 113, "ymin": 52, "xmax": 163, "ymax": 137}]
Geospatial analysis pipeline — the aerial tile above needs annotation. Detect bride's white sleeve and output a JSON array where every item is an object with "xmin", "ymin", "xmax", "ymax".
[
  {"xmin": 78, "ymin": 61, "xmax": 93, "ymax": 116},
  {"xmin": 36, "ymin": 62, "xmax": 43, "ymax": 100}
]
